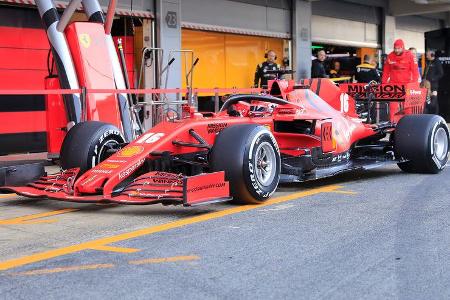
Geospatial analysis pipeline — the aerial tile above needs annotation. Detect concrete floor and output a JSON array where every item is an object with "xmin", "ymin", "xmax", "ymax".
[{"xmin": 0, "ymin": 163, "xmax": 449, "ymax": 299}]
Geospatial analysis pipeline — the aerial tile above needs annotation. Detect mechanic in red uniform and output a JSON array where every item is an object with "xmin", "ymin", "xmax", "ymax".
[{"xmin": 382, "ymin": 39, "xmax": 419, "ymax": 121}]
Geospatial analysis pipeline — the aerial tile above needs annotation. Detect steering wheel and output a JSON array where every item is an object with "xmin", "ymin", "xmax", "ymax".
[{"xmin": 165, "ymin": 108, "xmax": 179, "ymax": 122}]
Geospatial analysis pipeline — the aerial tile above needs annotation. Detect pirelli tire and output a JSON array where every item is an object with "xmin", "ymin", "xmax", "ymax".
[
  {"xmin": 210, "ymin": 124, "xmax": 281, "ymax": 204},
  {"xmin": 60, "ymin": 121, "xmax": 125, "ymax": 175},
  {"xmin": 395, "ymin": 114, "xmax": 449, "ymax": 174}
]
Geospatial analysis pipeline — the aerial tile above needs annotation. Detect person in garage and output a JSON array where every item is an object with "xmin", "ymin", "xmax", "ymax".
[
  {"xmin": 329, "ymin": 61, "xmax": 342, "ymax": 78},
  {"xmin": 409, "ymin": 47, "xmax": 422, "ymax": 82},
  {"xmin": 355, "ymin": 54, "xmax": 382, "ymax": 121},
  {"xmin": 382, "ymin": 39, "xmax": 419, "ymax": 120},
  {"xmin": 423, "ymin": 49, "xmax": 444, "ymax": 115},
  {"xmin": 311, "ymin": 50, "xmax": 328, "ymax": 78},
  {"xmin": 254, "ymin": 50, "xmax": 280, "ymax": 88},
  {"xmin": 355, "ymin": 54, "xmax": 380, "ymax": 83}
]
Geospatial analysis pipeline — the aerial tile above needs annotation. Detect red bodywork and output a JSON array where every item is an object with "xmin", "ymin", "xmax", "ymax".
[
  {"xmin": 65, "ymin": 22, "xmax": 123, "ymax": 130},
  {"xmin": 2, "ymin": 78, "xmax": 427, "ymax": 206}
]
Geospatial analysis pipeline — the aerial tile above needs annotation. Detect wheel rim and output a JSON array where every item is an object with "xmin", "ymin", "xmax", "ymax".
[
  {"xmin": 254, "ymin": 142, "xmax": 277, "ymax": 187},
  {"xmin": 98, "ymin": 140, "xmax": 120, "ymax": 164},
  {"xmin": 433, "ymin": 127, "xmax": 449, "ymax": 161}
]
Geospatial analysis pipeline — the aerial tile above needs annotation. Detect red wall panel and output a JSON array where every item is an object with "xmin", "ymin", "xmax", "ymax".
[
  {"xmin": 0, "ymin": 12, "xmax": 137, "ymax": 154},
  {"xmin": 0, "ymin": 27, "xmax": 50, "ymax": 49},
  {"xmin": 0, "ymin": 48, "xmax": 49, "ymax": 70},
  {"xmin": 0, "ymin": 111, "xmax": 46, "ymax": 134},
  {"xmin": 0, "ymin": 70, "xmax": 48, "ymax": 89}
]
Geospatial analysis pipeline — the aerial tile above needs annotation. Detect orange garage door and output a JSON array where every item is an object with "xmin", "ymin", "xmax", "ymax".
[{"xmin": 182, "ymin": 29, "xmax": 284, "ymax": 91}]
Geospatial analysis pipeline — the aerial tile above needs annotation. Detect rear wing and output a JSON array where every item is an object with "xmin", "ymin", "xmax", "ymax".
[
  {"xmin": 340, "ymin": 83, "xmax": 427, "ymax": 117},
  {"xmin": 339, "ymin": 83, "xmax": 426, "ymax": 103}
]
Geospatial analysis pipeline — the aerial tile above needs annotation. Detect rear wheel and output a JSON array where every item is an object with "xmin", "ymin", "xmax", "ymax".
[
  {"xmin": 210, "ymin": 124, "xmax": 280, "ymax": 204},
  {"xmin": 60, "ymin": 121, "xmax": 125, "ymax": 175},
  {"xmin": 395, "ymin": 114, "xmax": 449, "ymax": 173}
]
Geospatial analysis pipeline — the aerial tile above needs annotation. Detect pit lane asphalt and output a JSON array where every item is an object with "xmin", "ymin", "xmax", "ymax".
[{"xmin": 0, "ymin": 163, "xmax": 450, "ymax": 299}]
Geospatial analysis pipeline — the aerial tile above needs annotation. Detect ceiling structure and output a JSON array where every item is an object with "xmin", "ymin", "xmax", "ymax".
[{"xmin": 389, "ymin": 0, "xmax": 450, "ymax": 16}]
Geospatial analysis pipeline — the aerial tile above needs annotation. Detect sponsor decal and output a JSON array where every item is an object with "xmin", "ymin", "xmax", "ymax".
[
  {"xmin": 79, "ymin": 33, "xmax": 91, "ymax": 48},
  {"xmin": 187, "ymin": 182, "xmax": 226, "ymax": 193},
  {"xmin": 151, "ymin": 172, "xmax": 183, "ymax": 185},
  {"xmin": 80, "ymin": 174, "xmax": 98, "ymax": 186},
  {"xmin": 99, "ymin": 130, "xmax": 121, "ymax": 144},
  {"xmin": 276, "ymin": 108, "xmax": 296, "ymax": 114},
  {"xmin": 117, "ymin": 146, "xmax": 144, "ymax": 158},
  {"xmin": 207, "ymin": 123, "xmax": 228, "ymax": 134},
  {"xmin": 118, "ymin": 158, "xmax": 145, "ymax": 180},
  {"xmin": 91, "ymin": 169, "xmax": 113, "ymax": 174},
  {"xmin": 99, "ymin": 163, "xmax": 120, "ymax": 169},
  {"xmin": 152, "ymin": 177, "xmax": 183, "ymax": 185},
  {"xmin": 345, "ymin": 84, "xmax": 406, "ymax": 100},
  {"xmin": 331, "ymin": 152, "xmax": 350, "ymax": 163},
  {"xmin": 408, "ymin": 89, "xmax": 422, "ymax": 96},
  {"xmin": 106, "ymin": 159, "xmax": 127, "ymax": 163},
  {"xmin": 248, "ymin": 161, "xmax": 263, "ymax": 196}
]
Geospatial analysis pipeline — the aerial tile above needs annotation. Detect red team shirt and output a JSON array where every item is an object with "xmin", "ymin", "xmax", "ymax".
[{"xmin": 382, "ymin": 39, "xmax": 419, "ymax": 84}]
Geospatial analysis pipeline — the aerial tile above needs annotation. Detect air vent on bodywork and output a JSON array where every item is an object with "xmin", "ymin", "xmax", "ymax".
[{"xmin": 274, "ymin": 120, "xmax": 315, "ymax": 134}]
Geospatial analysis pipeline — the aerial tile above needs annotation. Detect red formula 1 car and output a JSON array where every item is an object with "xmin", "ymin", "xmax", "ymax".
[{"xmin": 2, "ymin": 79, "xmax": 449, "ymax": 206}]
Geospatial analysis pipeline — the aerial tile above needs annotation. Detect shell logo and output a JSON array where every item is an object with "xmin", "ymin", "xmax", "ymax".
[
  {"xmin": 100, "ymin": 163, "xmax": 120, "ymax": 169},
  {"xmin": 117, "ymin": 146, "xmax": 144, "ymax": 158},
  {"xmin": 79, "ymin": 33, "xmax": 91, "ymax": 48}
]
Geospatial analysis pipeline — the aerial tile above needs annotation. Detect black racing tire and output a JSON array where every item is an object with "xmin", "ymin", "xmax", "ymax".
[
  {"xmin": 395, "ymin": 114, "xmax": 449, "ymax": 174},
  {"xmin": 210, "ymin": 124, "xmax": 280, "ymax": 204},
  {"xmin": 60, "ymin": 121, "xmax": 125, "ymax": 175}
]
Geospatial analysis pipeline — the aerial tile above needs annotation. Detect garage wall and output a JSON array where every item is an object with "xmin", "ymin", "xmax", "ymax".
[
  {"xmin": 396, "ymin": 15, "xmax": 442, "ymax": 33},
  {"xmin": 229, "ymin": 0, "xmax": 291, "ymax": 10},
  {"xmin": 312, "ymin": 0, "xmax": 382, "ymax": 25},
  {"xmin": 312, "ymin": 15, "xmax": 379, "ymax": 48},
  {"xmin": 311, "ymin": 0, "xmax": 381, "ymax": 48},
  {"xmin": 180, "ymin": 0, "xmax": 290, "ymax": 36},
  {"xmin": 0, "ymin": 6, "xmax": 48, "ymax": 154},
  {"xmin": 395, "ymin": 16, "xmax": 442, "ymax": 53},
  {"xmin": 56, "ymin": 0, "xmax": 154, "ymax": 13}
]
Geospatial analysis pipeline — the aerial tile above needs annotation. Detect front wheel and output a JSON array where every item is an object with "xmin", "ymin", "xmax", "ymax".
[
  {"xmin": 60, "ymin": 121, "xmax": 125, "ymax": 175},
  {"xmin": 395, "ymin": 114, "xmax": 449, "ymax": 173},
  {"xmin": 210, "ymin": 124, "xmax": 280, "ymax": 204}
]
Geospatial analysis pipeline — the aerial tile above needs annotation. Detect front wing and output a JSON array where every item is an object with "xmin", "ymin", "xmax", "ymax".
[{"xmin": 0, "ymin": 169, "xmax": 231, "ymax": 206}]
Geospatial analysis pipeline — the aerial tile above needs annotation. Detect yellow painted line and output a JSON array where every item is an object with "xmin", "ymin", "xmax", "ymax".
[
  {"xmin": 328, "ymin": 190, "xmax": 357, "ymax": 195},
  {"xmin": 0, "ymin": 193, "xmax": 17, "ymax": 199},
  {"xmin": 20, "ymin": 219, "xmax": 58, "ymax": 225},
  {"xmin": 0, "ymin": 208, "xmax": 78, "ymax": 225},
  {"xmin": 89, "ymin": 245, "xmax": 140, "ymax": 253},
  {"xmin": 11, "ymin": 263, "xmax": 114, "ymax": 276},
  {"xmin": 0, "ymin": 185, "xmax": 341, "ymax": 271},
  {"xmin": 129, "ymin": 255, "xmax": 200, "ymax": 265}
]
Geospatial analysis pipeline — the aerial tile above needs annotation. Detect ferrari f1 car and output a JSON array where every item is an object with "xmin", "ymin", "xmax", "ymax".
[{"xmin": 2, "ymin": 78, "xmax": 448, "ymax": 206}]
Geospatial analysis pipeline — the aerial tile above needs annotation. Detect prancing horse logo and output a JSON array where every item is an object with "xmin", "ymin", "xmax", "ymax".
[{"xmin": 79, "ymin": 33, "xmax": 91, "ymax": 48}]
